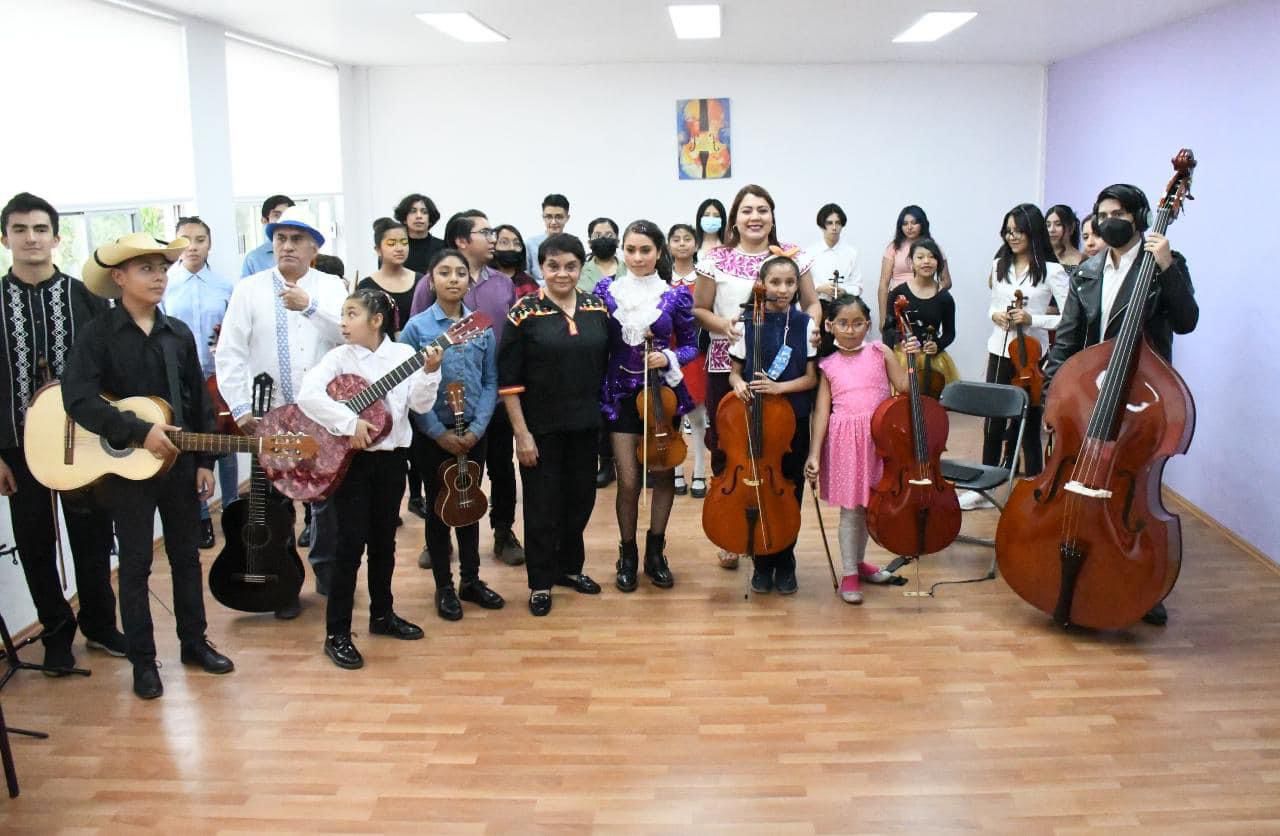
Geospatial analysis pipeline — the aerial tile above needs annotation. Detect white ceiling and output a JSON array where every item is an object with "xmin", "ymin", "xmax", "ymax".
[{"xmin": 138, "ymin": 0, "xmax": 1235, "ymax": 67}]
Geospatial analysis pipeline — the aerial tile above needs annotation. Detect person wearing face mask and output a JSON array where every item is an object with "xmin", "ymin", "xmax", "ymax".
[
  {"xmin": 694, "ymin": 197, "xmax": 728, "ymax": 258},
  {"xmin": 492, "ymin": 224, "xmax": 538, "ymax": 297},
  {"xmin": 577, "ymin": 217, "xmax": 626, "ymax": 293},
  {"xmin": 1043, "ymin": 182, "xmax": 1198, "ymax": 626}
]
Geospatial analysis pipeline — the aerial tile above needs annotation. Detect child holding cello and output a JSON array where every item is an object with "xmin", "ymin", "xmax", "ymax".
[
  {"xmin": 804, "ymin": 294, "xmax": 915, "ymax": 604},
  {"xmin": 726, "ymin": 255, "xmax": 817, "ymax": 594}
]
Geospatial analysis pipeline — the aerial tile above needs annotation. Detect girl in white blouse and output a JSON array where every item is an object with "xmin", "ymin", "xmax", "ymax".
[
  {"xmin": 961, "ymin": 204, "xmax": 1069, "ymax": 511},
  {"xmin": 298, "ymin": 288, "xmax": 443, "ymax": 669}
]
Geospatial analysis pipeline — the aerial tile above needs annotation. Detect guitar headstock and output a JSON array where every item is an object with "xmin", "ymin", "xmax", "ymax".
[
  {"xmin": 443, "ymin": 312, "xmax": 494, "ymax": 347},
  {"xmin": 1162, "ymin": 148, "xmax": 1197, "ymax": 221},
  {"xmin": 251, "ymin": 372, "xmax": 274, "ymax": 419},
  {"xmin": 444, "ymin": 381, "xmax": 466, "ymax": 417},
  {"xmin": 262, "ymin": 432, "xmax": 317, "ymax": 461}
]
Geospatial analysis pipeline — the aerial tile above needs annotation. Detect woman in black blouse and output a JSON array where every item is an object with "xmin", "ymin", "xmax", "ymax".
[
  {"xmin": 883, "ymin": 237, "xmax": 960, "ymax": 388},
  {"xmin": 358, "ymin": 217, "xmax": 420, "ymax": 338},
  {"xmin": 498, "ymin": 233, "xmax": 610, "ymax": 616}
]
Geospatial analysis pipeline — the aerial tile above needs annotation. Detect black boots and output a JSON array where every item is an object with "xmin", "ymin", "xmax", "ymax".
[
  {"xmin": 643, "ymin": 531, "xmax": 674, "ymax": 589},
  {"xmin": 615, "ymin": 540, "xmax": 639, "ymax": 592}
]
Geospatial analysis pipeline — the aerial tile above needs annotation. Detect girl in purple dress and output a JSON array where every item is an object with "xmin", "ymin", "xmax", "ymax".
[{"xmin": 595, "ymin": 220, "xmax": 697, "ymax": 593}]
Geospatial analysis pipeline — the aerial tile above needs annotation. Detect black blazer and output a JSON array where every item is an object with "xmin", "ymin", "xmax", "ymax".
[{"xmin": 1043, "ymin": 245, "xmax": 1198, "ymax": 390}]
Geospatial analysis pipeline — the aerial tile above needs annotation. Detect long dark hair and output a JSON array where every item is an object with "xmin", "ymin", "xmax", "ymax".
[
  {"xmin": 724, "ymin": 184, "xmax": 780, "ymax": 250},
  {"xmin": 891, "ymin": 205, "xmax": 932, "ymax": 249},
  {"xmin": 817, "ymin": 293, "xmax": 873, "ymax": 358},
  {"xmin": 693, "ymin": 197, "xmax": 727, "ymax": 248},
  {"xmin": 1045, "ymin": 203, "xmax": 1081, "ymax": 250},
  {"xmin": 346, "ymin": 286, "xmax": 398, "ymax": 338},
  {"xmin": 908, "ymin": 237, "xmax": 946, "ymax": 282},
  {"xmin": 994, "ymin": 203, "xmax": 1057, "ymax": 286},
  {"xmin": 622, "ymin": 219, "xmax": 672, "ymax": 283}
]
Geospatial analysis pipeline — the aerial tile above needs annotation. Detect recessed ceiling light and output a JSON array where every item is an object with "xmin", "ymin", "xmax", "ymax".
[
  {"xmin": 893, "ymin": 12, "xmax": 977, "ymax": 43},
  {"xmin": 668, "ymin": 4, "xmax": 721, "ymax": 40},
  {"xmin": 416, "ymin": 12, "xmax": 508, "ymax": 43}
]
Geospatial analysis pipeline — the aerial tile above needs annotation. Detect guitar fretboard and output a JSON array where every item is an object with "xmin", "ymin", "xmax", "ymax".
[{"xmin": 166, "ymin": 433, "xmax": 262, "ymax": 455}]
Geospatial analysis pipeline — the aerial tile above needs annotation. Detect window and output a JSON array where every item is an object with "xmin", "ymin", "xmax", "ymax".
[
  {"xmin": 0, "ymin": 205, "xmax": 182, "ymax": 278},
  {"xmin": 233, "ymin": 195, "xmax": 343, "ymax": 257}
]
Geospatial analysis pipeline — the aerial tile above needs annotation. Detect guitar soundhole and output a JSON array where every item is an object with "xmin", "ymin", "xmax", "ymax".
[
  {"xmin": 455, "ymin": 474, "xmax": 473, "ymax": 491},
  {"xmin": 241, "ymin": 524, "xmax": 270, "ymax": 551},
  {"xmin": 98, "ymin": 436, "xmax": 134, "ymax": 459}
]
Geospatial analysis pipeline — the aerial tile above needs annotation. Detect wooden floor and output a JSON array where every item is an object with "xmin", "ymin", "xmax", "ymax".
[{"xmin": 2, "ymin": 417, "xmax": 1278, "ymax": 834}]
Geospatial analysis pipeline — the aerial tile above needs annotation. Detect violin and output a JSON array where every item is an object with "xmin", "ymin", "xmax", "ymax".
[
  {"xmin": 701, "ymin": 282, "xmax": 801, "ymax": 557},
  {"xmin": 433, "ymin": 382, "xmax": 489, "ymax": 528},
  {"xmin": 636, "ymin": 338, "xmax": 688, "ymax": 471},
  {"xmin": 1007, "ymin": 289, "xmax": 1044, "ymax": 407},
  {"xmin": 996, "ymin": 149, "xmax": 1198, "ymax": 629},
  {"xmin": 866, "ymin": 296, "xmax": 961, "ymax": 557},
  {"xmin": 916, "ymin": 325, "xmax": 947, "ymax": 400}
]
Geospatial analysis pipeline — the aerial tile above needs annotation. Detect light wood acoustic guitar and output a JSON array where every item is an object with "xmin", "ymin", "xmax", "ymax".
[{"xmin": 23, "ymin": 382, "xmax": 317, "ymax": 492}]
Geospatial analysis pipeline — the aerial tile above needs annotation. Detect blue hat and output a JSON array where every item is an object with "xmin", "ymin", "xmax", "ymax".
[{"xmin": 264, "ymin": 205, "xmax": 325, "ymax": 247}]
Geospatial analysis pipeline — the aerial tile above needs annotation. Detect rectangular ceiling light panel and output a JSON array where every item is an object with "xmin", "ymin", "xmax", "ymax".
[
  {"xmin": 668, "ymin": 4, "xmax": 722, "ymax": 40},
  {"xmin": 416, "ymin": 12, "xmax": 509, "ymax": 43},
  {"xmin": 893, "ymin": 12, "xmax": 977, "ymax": 43}
]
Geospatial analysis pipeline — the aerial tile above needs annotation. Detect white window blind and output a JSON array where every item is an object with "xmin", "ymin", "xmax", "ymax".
[
  {"xmin": 0, "ymin": 0, "xmax": 195, "ymax": 208},
  {"xmin": 225, "ymin": 38, "xmax": 342, "ymax": 197}
]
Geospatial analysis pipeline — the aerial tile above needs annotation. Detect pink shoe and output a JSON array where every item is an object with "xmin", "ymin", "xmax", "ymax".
[
  {"xmin": 717, "ymin": 550, "xmax": 740, "ymax": 570},
  {"xmin": 839, "ymin": 574, "xmax": 863, "ymax": 604},
  {"xmin": 858, "ymin": 561, "xmax": 894, "ymax": 584}
]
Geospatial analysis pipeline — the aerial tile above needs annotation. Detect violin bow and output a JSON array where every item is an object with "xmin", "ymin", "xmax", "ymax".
[
  {"xmin": 641, "ymin": 337, "xmax": 650, "ymax": 510},
  {"xmin": 810, "ymin": 480, "xmax": 839, "ymax": 591}
]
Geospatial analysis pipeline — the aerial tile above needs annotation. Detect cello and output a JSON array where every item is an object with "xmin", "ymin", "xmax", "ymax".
[
  {"xmin": 1007, "ymin": 289, "xmax": 1044, "ymax": 408},
  {"xmin": 637, "ymin": 337, "xmax": 688, "ymax": 472},
  {"xmin": 433, "ymin": 382, "xmax": 488, "ymax": 528},
  {"xmin": 996, "ymin": 149, "xmax": 1197, "ymax": 630},
  {"xmin": 701, "ymin": 283, "xmax": 801, "ymax": 558},
  {"xmin": 867, "ymin": 296, "xmax": 961, "ymax": 557}
]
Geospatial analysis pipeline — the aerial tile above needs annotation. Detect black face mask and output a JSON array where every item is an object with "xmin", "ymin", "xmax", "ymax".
[
  {"xmin": 589, "ymin": 238, "xmax": 618, "ymax": 260},
  {"xmin": 493, "ymin": 249, "xmax": 524, "ymax": 269},
  {"xmin": 1098, "ymin": 217, "xmax": 1136, "ymax": 248}
]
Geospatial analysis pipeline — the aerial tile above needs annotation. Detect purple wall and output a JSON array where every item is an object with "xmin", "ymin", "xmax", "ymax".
[{"xmin": 1044, "ymin": 0, "xmax": 1280, "ymax": 563}]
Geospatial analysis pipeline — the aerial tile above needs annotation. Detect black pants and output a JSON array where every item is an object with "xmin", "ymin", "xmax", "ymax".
[
  {"xmin": 415, "ymin": 430, "xmax": 489, "ymax": 589},
  {"xmin": 753, "ymin": 419, "xmax": 811, "ymax": 578},
  {"xmin": 520, "ymin": 428, "xmax": 598, "ymax": 590},
  {"xmin": 407, "ymin": 433, "xmax": 425, "ymax": 501},
  {"xmin": 106, "ymin": 455, "xmax": 206, "ymax": 665},
  {"xmin": 485, "ymin": 402, "xmax": 517, "ymax": 532},
  {"xmin": 982, "ymin": 353, "xmax": 1044, "ymax": 476},
  {"xmin": 705, "ymin": 371, "xmax": 731, "ymax": 476},
  {"xmin": 325, "ymin": 449, "xmax": 405, "ymax": 636},
  {"xmin": 1, "ymin": 446, "xmax": 116, "ymax": 649}
]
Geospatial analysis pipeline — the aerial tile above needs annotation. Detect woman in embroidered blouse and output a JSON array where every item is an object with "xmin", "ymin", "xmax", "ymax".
[
  {"xmin": 595, "ymin": 220, "xmax": 696, "ymax": 592},
  {"xmin": 877, "ymin": 205, "xmax": 953, "ymax": 332},
  {"xmin": 692, "ymin": 183, "xmax": 821, "ymax": 570}
]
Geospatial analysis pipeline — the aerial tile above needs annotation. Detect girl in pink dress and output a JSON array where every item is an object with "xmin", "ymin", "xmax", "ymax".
[{"xmin": 805, "ymin": 295, "xmax": 913, "ymax": 604}]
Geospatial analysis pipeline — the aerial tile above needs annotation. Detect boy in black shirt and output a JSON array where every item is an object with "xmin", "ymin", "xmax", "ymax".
[{"xmin": 62, "ymin": 233, "xmax": 234, "ymax": 699}]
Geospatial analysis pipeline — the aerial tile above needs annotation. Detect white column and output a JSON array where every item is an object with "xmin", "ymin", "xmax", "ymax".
[
  {"xmin": 338, "ymin": 64, "xmax": 375, "ymax": 279},
  {"xmin": 182, "ymin": 20, "xmax": 238, "ymax": 280}
]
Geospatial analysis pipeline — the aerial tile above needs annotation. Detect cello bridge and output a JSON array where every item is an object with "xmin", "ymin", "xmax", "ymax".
[
  {"xmin": 1064, "ymin": 480, "xmax": 1113, "ymax": 499},
  {"xmin": 743, "ymin": 478, "xmax": 760, "ymax": 487},
  {"xmin": 907, "ymin": 478, "xmax": 931, "ymax": 486}
]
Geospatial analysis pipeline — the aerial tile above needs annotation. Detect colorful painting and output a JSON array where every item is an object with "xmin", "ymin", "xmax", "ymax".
[{"xmin": 677, "ymin": 98, "xmax": 731, "ymax": 180}]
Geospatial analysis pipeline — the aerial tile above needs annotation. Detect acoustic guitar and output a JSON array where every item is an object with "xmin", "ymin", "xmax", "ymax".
[{"xmin": 23, "ymin": 382, "xmax": 316, "ymax": 492}]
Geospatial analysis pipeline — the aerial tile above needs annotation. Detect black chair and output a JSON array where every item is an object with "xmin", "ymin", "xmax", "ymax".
[{"xmin": 937, "ymin": 381, "xmax": 1029, "ymax": 581}]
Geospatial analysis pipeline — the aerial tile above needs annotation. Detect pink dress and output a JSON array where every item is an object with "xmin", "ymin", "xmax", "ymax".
[{"xmin": 819, "ymin": 343, "xmax": 891, "ymax": 509}]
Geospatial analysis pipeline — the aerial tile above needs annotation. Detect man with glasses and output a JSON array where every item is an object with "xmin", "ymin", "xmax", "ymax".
[
  {"xmin": 164, "ymin": 216, "xmax": 236, "ymax": 549},
  {"xmin": 241, "ymin": 195, "xmax": 295, "ymax": 278},
  {"xmin": 525, "ymin": 194, "xmax": 570, "ymax": 285}
]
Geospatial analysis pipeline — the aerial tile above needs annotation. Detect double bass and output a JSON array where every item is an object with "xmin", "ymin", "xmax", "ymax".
[
  {"xmin": 1007, "ymin": 289, "xmax": 1044, "ymax": 408},
  {"xmin": 636, "ymin": 337, "xmax": 688, "ymax": 472},
  {"xmin": 866, "ymin": 296, "xmax": 961, "ymax": 556},
  {"xmin": 701, "ymin": 283, "xmax": 800, "ymax": 558},
  {"xmin": 996, "ymin": 150, "xmax": 1197, "ymax": 629}
]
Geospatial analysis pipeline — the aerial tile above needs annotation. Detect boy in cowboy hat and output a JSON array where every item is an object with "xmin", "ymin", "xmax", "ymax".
[{"xmin": 62, "ymin": 232, "xmax": 234, "ymax": 700}]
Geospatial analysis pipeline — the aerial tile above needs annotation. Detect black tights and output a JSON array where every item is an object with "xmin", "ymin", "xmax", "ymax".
[{"xmin": 610, "ymin": 433, "xmax": 675, "ymax": 543}]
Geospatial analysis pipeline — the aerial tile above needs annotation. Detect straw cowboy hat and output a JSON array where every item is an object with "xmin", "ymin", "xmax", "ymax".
[
  {"xmin": 81, "ymin": 232, "xmax": 189, "ymax": 299},
  {"xmin": 265, "ymin": 205, "xmax": 325, "ymax": 247}
]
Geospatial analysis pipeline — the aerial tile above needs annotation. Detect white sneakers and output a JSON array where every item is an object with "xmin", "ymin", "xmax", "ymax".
[{"xmin": 958, "ymin": 490, "xmax": 995, "ymax": 511}]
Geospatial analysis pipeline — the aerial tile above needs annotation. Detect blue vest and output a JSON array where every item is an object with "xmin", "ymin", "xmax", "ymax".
[{"xmin": 740, "ymin": 309, "xmax": 813, "ymax": 418}]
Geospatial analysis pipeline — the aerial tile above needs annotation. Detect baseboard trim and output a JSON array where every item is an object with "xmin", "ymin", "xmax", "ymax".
[{"xmin": 1163, "ymin": 487, "xmax": 1278, "ymax": 575}]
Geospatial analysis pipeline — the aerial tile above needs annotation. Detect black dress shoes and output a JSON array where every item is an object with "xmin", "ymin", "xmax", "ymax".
[
  {"xmin": 436, "ymin": 586, "xmax": 464, "ymax": 621},
  {"xmin": 492, "ymin": 528, "xmax": 526, "ymax": 566},
  {"xmin": 643, "ymin": 531, "xmax": 674, "ymax": 589},
  {"xmin": 298, "ymin": 521, "xmax": 313, "ymax": 548},
  {"xmin": 324, "ymin": 633, "xmax": 363, "ymax": 669},
  {"xmin": 180, "ymin": 639, "xmax": 234, "ymax": 674},
  {"xmin": 199, "ymin": 519, "xmax": 215, "ymax": 549},
  {"xmin": 1142, "ymin": 601, "xmax": 1169, "ymax": 626},
  {"xmin": 85, "ymin": 628, "xmax": 129, "ymax": 658},
  {"xmin": 459, "ymin": 579, "xmax": 505, "ymax": 609},
  {"xmin": 369, "ymin": 612, "xmax": 425, "ymax": 640},
  {"xmin": 275, "ymin": 597, "xmax": 302, "ymax": 620},
  {"xmin": 615, "ymin": 540, "xmax": 639, "ymax": 593},
  {"xmin": 133, "ymin": 663, "xmax": 163, "ymax": 699},
  {"xmin": 407, "ymin": 496, "xmax": 429, "ymax": 519},
  {"xmin": 528, "ymin": 591, "xmax": 552, "ymax": 616},
  {"xmin": 595, "ymin": 458, "xmax": 615, "ymax": 488},
  {"xmin": 554, "ymin": 573, "xmax": 601, "ymax": 594},
  {"xmin": 42, "ymin": 641, "xmax": 76, "ymax": 676}
]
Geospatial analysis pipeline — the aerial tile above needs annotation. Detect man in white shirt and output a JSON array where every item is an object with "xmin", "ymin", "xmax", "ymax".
[
  {"xmin": 216, "ymin": 206, "xmax": 346, "ymax": 617},
  {"xmin": 809, "ymin": 202, "xmax": 862, "ymax": 301}
]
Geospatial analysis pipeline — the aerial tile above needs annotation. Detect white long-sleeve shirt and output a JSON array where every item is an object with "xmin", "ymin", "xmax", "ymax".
[
  {"xmin": 985, "ymin": 260, "xmax": 1070, "ymax": 358},
  {"xmin": 215, "ymin": 268, "xmax": 347, "ymax": 418},
  {"xmin": 297, "ymin": 338, "xmax": 441, "ymax": 452}
]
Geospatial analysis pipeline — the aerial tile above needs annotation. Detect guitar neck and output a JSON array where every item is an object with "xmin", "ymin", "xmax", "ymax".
[
  {"xmin": 166, "ymin": 432, "xmax": 262, "ymax": 455},
  {"xmin": 342, "ymin": 333, "xmax": 452, "ymax": 414}
]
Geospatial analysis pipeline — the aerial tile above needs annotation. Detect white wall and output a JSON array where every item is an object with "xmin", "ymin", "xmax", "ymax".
[{"xmin": 356, "ymin": 61, "xmax": 1046, "ymax": 377}]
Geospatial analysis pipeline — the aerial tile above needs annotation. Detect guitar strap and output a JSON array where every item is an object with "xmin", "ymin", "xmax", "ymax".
[{"xmin": 160, "ymin": 335, "xmax": 185, "ymax": 427}]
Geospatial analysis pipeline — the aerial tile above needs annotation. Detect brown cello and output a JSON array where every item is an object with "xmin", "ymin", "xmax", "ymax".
[
  {"xmin": 867, "ymin": 296, "xmax": 961, "ymax": 556},
  {"xmin": 637, "ymin": 337, "xmax": 688, "ymax": 472},
  {"xmin": 434, "ymin": 382, "xmax": 488, "ymax": 528},
  {"xmin": 996, "ymin": 149, "xmax": 1197, "ymax": 630},
  {"xmin": 1007, "ymin": 289, "xmax": 1044, "ymax": 407},
  {"xmin": 702, "ymin": 283, "xmax": 801, "ymax": 558}
]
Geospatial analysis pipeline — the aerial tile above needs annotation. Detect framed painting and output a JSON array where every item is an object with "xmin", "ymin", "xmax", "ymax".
[{"xmin": 677, "ymin": 97, "xmax": 731, "ymax": 180}]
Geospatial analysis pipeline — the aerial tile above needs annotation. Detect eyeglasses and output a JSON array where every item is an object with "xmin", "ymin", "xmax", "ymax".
[
  {"xmin": 382, "ymin": 238, "xmax": 410, "ymax": 247},
  {"xmin": 471, "ymin": 228, "xmax": 497, "ymax": 240},
  {"xmin": 830, "ymin": 320, "xmax": 868, "ymax": 331},
  {"xmin": 542, "ymin": 214, "xmax": 567, "ymax": 223},
  {"xmin": 1003, "ymin": 229, "xmax": 1025, "ymax": 239}
]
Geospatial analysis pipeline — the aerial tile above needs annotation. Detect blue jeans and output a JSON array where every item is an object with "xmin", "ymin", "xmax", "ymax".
[{"xmin": 199, "ymin": 454, "xmax": 241, "ymax": 520}]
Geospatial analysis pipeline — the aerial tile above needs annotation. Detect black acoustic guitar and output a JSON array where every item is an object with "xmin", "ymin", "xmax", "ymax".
[{"xmin": 209, "ymin": 373, "xmax": 305, "ymax": 612}]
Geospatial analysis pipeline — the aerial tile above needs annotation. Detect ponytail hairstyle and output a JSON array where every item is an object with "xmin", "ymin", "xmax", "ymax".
[
  {"xmin": 346, "ymin": 286, "xmax": 398, "ymax": 338},
  {"xmin": 817, "ymin": 293, "xmax": 873, "ymax": 358},
  {"xmin": 758, "ymin": 253, "xmax": 801, "ymax": 306},
  {"xmin": 622, "ymin": 219, "xmax": 672, "ymax": 283},
  {"xmin": 994, "ymin": 203, "xmax": 1057, "ymax": 287},
  {"xmin": 907, "ymin": 237, "xmax": 947, "ymax": 283}
]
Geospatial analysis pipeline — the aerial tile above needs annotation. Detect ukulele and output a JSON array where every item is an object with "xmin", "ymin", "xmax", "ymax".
[
  {"xmin": 433, "ymin": 382, "xmax": 488, "ymax": 528},
  {"xmin": 209, "ymin": 373, "xmax": 305, "ymax": 613}
]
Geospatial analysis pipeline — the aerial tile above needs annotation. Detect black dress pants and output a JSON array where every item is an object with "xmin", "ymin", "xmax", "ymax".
[
  {"xmin": 485, "ymin": 402, "xmax": 517, "ymax": 532},
  {"xmin": 414, "ymin": 430, "xmax": 489, "ymax": 589},
  {"xmin": 519, "ymin": 428, "xmax": 598, "ymax": 590},
  {"xmin": 1, "ymin": 445, "xmax": 117, "ymax": 649},
  {"xmin": 105, "ymin": 455, "xmax": 206, "ymax": 665},
  {"xmin": 325, "ymin": 449, "xmax": 405, "ymax": 636}
]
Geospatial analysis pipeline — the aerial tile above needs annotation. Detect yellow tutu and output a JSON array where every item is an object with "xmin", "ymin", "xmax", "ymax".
[{"xmin": 892, "ymin": 348, "xmax": 959, "ymax": 397}]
